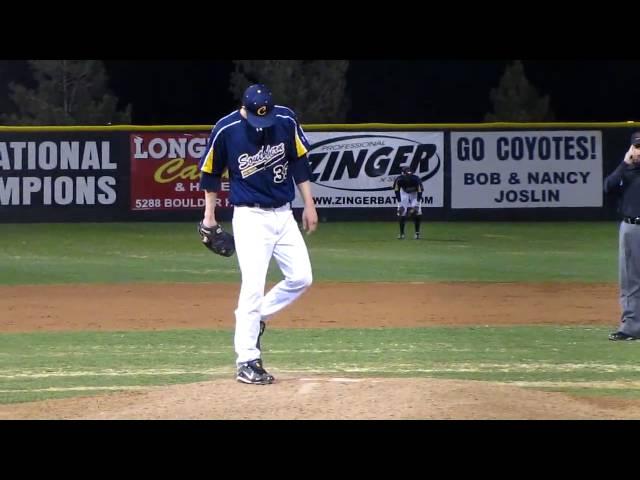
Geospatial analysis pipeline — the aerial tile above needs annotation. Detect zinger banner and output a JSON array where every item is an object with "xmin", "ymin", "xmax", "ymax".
[{"xmin": 293, "ymin": 131, "xmax": 445, "ymax": 208}]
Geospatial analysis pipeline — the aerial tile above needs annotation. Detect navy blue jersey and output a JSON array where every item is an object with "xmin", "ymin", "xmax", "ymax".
[
  {"xmin": 393, "ymin": 173, "xmax": 423, "ymax": 200},
  {"xmin": 199, "ymin": 106, "xmax": 311, "ymax": 207}
]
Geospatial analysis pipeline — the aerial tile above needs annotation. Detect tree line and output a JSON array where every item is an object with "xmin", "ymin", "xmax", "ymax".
[{"xmin": 0, "ymin": 60, "xmax": 553, "ymax": 125}]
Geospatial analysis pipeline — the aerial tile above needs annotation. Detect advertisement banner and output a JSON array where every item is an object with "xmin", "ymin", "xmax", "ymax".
[
  {"xmin": 294, "ymin": 131, "xmax": 444, "ymax": 208},
  {"xmin": 130, "ymin": 132, "xmax": 231, "ymax": 211},
  {"xmin": 0, "ymin": 134, "xmax": 121, "ymax": 210},
  {"xmin": 451, "ymin": 131, "xmax": 603, "ymax": 208}
]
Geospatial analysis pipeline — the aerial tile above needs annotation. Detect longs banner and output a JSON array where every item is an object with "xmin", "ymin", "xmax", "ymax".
[
  {"xmin": 130, "ymin": 132, "xmax": 231, "ymax": 211},
  {"xmin": 293, "ymin": 131, "xmax": 445, "ymax": 208},
  {"xmin": 450, "ymin": 131, "xmax": 603, "ymax": 208}
]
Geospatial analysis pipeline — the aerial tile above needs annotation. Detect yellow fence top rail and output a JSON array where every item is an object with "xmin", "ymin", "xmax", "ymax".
[{"xmin": 0, "ymin": 121, "xmax": 638, "ymax": 132}]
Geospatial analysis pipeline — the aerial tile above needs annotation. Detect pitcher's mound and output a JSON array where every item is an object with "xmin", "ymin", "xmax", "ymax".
[{"xmin": 2, "ymin": 376, "xmax": 640, "ymax": 420}]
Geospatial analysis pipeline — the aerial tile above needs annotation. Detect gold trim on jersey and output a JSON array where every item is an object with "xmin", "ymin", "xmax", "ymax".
[
  {"xmin": 201, "ymin": 145, "xmax": 215, "ymax": 173},
  {"xmin": 295, "ymin": 129, "xmax": 308, "ymax": 158}
]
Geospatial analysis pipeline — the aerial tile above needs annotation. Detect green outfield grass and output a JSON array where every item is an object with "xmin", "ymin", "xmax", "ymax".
[
  {"xmin": 1, "ymin": 326, "xmax": 639, "ymax": 404},
  {"xmin": 0, "ymin": 221, "xmax": 631, "ymax": 406},
  {"xmin": 0, "ymin": 221, "xmax": 621, "ymax": 284}
]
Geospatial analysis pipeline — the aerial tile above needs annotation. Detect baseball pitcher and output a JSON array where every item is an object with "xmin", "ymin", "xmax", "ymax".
[{"xmin": 198, "ymin": 84, "xmax": 318, "ymax": 384}]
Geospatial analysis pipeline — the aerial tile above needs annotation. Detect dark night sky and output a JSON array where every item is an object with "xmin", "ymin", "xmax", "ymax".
[{"xmin": 3, "ymin": 60, "xmax": 640, "ymax": 125}]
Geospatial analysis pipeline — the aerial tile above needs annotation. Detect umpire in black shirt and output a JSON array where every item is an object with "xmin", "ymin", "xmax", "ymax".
[{"xmin": 603, "ymin": 131, "xmax": 640, "ymax": 340}]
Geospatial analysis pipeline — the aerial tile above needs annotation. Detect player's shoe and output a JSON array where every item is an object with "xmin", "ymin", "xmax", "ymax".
[
  {"xmin": 236, "ymin": 359, "xmax": 275, "ymax": 385},
  {"xmin": 256, "ymin": 320, "xmax": 266, "ymax": 350},
  {"xmin": 398, "ymin": 233, "xmax": 405, "ymax": 240},
  {"xmin": 414, "ymin": 232, "xmax": 421, "ymax": 240},
  {"xmin": 608, "ymin": 331, "xmax": 639, "ymax": 341}
]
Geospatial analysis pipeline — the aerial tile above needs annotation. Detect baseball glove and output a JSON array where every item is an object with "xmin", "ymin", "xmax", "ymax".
[
  {"xmin": 397, "ymin": 206, "xmax": 405, "ymax": 217},
  {"xmin": 197, "ymin": 221, "xmax": 235, "ymax": 257},
  {"xmin": 406, "ymin": 207, "xmax": 417, "ymax": 218}
]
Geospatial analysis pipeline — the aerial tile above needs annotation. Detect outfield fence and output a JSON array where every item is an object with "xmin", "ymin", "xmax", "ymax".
[{"xmin": 0, "ymin": 122, "xmax": 637, "ymax": 223}]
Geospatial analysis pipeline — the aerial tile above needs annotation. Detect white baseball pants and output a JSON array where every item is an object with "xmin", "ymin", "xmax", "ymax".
[{"xmin": 231, "ymin": 204, "xmax": 313, "ymax": 365}]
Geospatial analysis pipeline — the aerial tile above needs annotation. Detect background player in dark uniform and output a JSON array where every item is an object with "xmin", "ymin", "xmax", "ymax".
[
  {"xmin": 198, "ymin": 84, "xmax": 318, "ymax": 383},
  {"xmin": 393, "ymin": 166, "xmax": 424, "ymax": 239},
  {"xmin": 604, "ymin": 131, "xmax": 640, "ymax": 341}
]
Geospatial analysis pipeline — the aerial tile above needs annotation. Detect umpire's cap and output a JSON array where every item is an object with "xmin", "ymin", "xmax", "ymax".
[
  {"xmin": 243, "ymin": 84, "xmax": 276, "ymax": 128},
  {"xmin": 402, "ymin": 166, "xmax": 413, "ymax": 174},
  {"xmin": 631, "ymin": 131, "xmax": 640, "ymax": 146}
]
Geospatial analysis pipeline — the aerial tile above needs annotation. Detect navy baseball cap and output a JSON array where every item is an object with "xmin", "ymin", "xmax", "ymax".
[
  {"xmin": 631, "ymin": 131, "xmax": 640, "ymax": 146},
  {"xmin": 402, "ymin": 166, "xmax": 412, "ymax": 174},
  {"xmin": 242, "ymin": 84, "xmax": 276, "ymax": 128}
]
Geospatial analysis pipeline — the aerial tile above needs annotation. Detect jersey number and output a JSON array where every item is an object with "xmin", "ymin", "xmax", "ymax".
[{"xmin": 273, "ymin": 164, "xmax": 288, "ymax": 183}]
